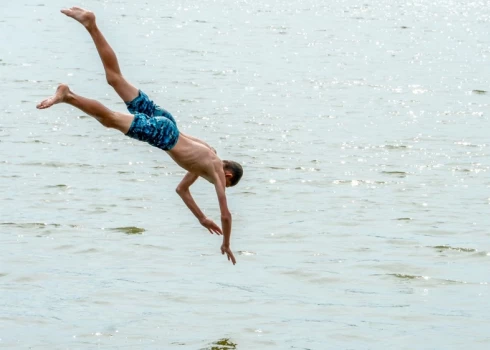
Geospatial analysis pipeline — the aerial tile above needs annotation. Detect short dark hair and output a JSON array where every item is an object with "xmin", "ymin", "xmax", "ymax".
[{"xmin": 223, "ymin": 160, "xmax": 243, "ymax": 187}]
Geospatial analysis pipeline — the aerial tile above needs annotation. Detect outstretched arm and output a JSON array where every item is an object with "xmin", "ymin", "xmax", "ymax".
[
  {"xmin": 176, "ymin": 172, "xmax": 222, "ymax": 235},
  {"xmin": 214, "ymin": 179, "xmax": 236, "ymax": 265}
]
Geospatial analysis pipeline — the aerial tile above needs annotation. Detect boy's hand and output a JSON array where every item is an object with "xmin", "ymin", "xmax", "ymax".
[
  {"xmin": 200, "ymin": 217, "xmax": 222, "ymax": 235},
  {"xmin": 221, "ymin": 244, "xmax": 236, "ymax": 265}
]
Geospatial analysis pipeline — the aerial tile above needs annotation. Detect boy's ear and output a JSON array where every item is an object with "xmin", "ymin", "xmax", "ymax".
[{"xmin": 224, "ymin": 170, "xmax": 233, "ymax": 178}]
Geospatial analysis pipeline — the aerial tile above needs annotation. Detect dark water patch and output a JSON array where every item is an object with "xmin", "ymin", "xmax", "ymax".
[
  {"xmin": 12, "ymin": 139, "xmax": 49, "ymax": 144},
  {"xmin": 54, "ymin": 244, "xmax": 74, "ymax": 250},
  {"xmin": 86, "ymin": 188, "xmax": 102, "ymax": 192},
  {"xmin": 453, "ymin": 168, "xmax": 471, "ymax": 173},
  {"xmin": 431, "ymin": 245, "xmax": 477, "ymax": 253},
  {"xmin": 194, "ymin": 20, "xmax": 207, "ymax": 23},
  {"xmin": 437, "ymin": 279, "xmax": 470, "ymax": 285},
  {"xmin": 240, "ymin": 190, "xmax": 256, "ymax": 194},
  {"xmin": 310, "ymin": 276, "xmax": 342, "ymax": 284},
  {"xmin": 472, "ymin": 89, "xmax": 487, "ymax": 95},
  {"xmin": 474, "ymin": 251, "xmax": 490, "ymax": 257},
  {"xmin": 201, "ymin": 338, "xmax": 237, "ymax": 350},
  {"xmin": 45, "ymin": 184, "xmax": 69, "ymax": 189},
  {"xmin": 0, "ymin": 273, "xmax": 8, "ymax": 278},
  {"xmin": 111, "ymin": 226, "xmax": 145, "ymax": 235},
  {"xmin": 0, "ymin": 222, "xmax": 61, "ymax": 229},
  {"xmin": 122, "ymin": 197, "xmax": 150, "ymax": 201},
  {"xmin": 386, "ymin": 274, "xmax": 477, "ymax": 285},
  {"xmin": 21, "ymin": 161, "xmax": 93, "ymax": 168},
  {"xmin": 215, "ymin": 283, "xmax": 255, "ymax": 293},
  {"xmin": 382, "ymin": 144, "xmax": 409, "ymax": 150},
  {"xmin": 280, "ymin": 269, "xmax": 316, "ymax": 279},
  {"xmin": 381, "ymin": 171, "xmax": 407, "ymax": 177},
  {"xmin": 395, "ymin": 218, "xmax": 412, "ymax": 221},
  {"xmin": 389, "ymin": 273, "xmax": 429, "ymax": 280},
  {"xmin": 345, "ymin": 289, "xmax": 378, "ymax": 295},
  {"xmin": 133, "ymin": 243, "xmax": 171, "ymax": 251},
  {"xmin": 75, "ymin": 248, "xmax": 98, "ymax": 254},
  {"xmin": 31, "ymin": 139, "xmax": 48, "ymax": 144}
]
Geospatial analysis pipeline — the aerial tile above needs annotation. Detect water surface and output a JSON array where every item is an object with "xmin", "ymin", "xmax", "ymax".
[{"xmin": 1, "ymin": 0, "xmax": 489, "ymax": 349}]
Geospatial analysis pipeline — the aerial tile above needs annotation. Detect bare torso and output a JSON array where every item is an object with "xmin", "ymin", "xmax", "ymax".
[{"xmin": 167, "ymin": 133, "xmax": 223, "ymax": 184}]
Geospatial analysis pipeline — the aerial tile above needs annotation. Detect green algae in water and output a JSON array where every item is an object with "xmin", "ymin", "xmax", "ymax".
[
  {"xmin": 472, "ymin": 89, "xmax": 487, "ymax": 94},
  {"xmin": 111, "ymin": 226, "xmax": 145, "ymax": 235},
  {"xmin": 201, "ymin": 338, "xmax": 237, "ymax": 350}
]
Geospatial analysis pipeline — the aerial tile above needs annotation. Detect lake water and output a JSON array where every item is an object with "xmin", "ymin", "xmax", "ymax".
[{"xmin": 1, "ymin": 0, "xmax": 489, "ymax": 349}]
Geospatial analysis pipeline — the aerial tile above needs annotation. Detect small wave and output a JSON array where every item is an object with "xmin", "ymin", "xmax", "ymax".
[
  {"xmin": 20, "ymin": 161, "xmax": 93, "ymax": 168},
  {"xmin": 54, "ymin": 244, "xmax": 74, "ymax": 250},
  {"xmin": 381, "ymin": 171, "xmax": 407, "ymax": 177},
  {"xmin": 387, "ymin": 274, "xmax": 477, "ymax": 285},
  {"xmin": 389, "ymin": 274, "xmax": 430, "ymax": 280},
  {"xmin": 75, "ymin": 248, "xmax": 99, "ymax": 254},
  {"xmin": 45, "ymin": 184, "xmax": 69, "ymax": 189},
  {"xmin": 431, "ymin": 245, "xmax": 477, "ymax": 253},
  {"xmin": 238, "ymin": 251, "xmax": 256, "ymax": 256},
  {"xmin": 332, "ymin": 179, "xmax": 387, "ymax": 186},
  {"xmin": 133, "ymin": 243, "xmax": 171, "ymax": 251},
  {"xmin": 0, "ymin": 222, "xmax": 61, "ymax": 229}
]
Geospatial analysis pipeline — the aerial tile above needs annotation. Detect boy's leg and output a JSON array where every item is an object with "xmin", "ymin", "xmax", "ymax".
[
  {"xmin": 61, "ymin": 7, "xmax": 139, "ymax": 102},
  {"xmin": 37, "ymin": 84, "xmax": 134, "ymax": 134}
]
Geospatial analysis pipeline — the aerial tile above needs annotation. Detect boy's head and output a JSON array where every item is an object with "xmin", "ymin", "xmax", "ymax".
[{"xmin": 223, "ymin": 160, "xmax": 243, "ymax": 187}]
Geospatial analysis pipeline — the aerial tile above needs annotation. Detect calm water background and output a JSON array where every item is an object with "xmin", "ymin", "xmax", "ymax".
[{"xmin": 1, "ymin": 0, "xmax": 489, "ymax": 349}]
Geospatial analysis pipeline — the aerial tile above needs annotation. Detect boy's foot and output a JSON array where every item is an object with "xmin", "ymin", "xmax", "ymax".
[
  {"xmin": 60, "ymin": 6, "xmax": 95, "ymax": 29},
  {"xmin": 36, "ymin": 84, "xmax": 71, "ymax": 109}
]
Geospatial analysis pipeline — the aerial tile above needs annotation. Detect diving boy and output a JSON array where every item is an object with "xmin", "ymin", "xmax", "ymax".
[{"xmin": 37, "ymin": 7, "xmax": 243, "ymax": 265}]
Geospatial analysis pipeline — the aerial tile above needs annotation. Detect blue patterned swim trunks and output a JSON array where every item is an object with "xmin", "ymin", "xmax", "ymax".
[{"xmin": 125, "ymin": 90, "xmax": 179, "ymax": 151}]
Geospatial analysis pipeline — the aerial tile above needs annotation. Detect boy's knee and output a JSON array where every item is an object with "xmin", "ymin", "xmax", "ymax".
[{"xmin": 103, "ymin": 112, "xmax": 133, "ymax": 134}]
